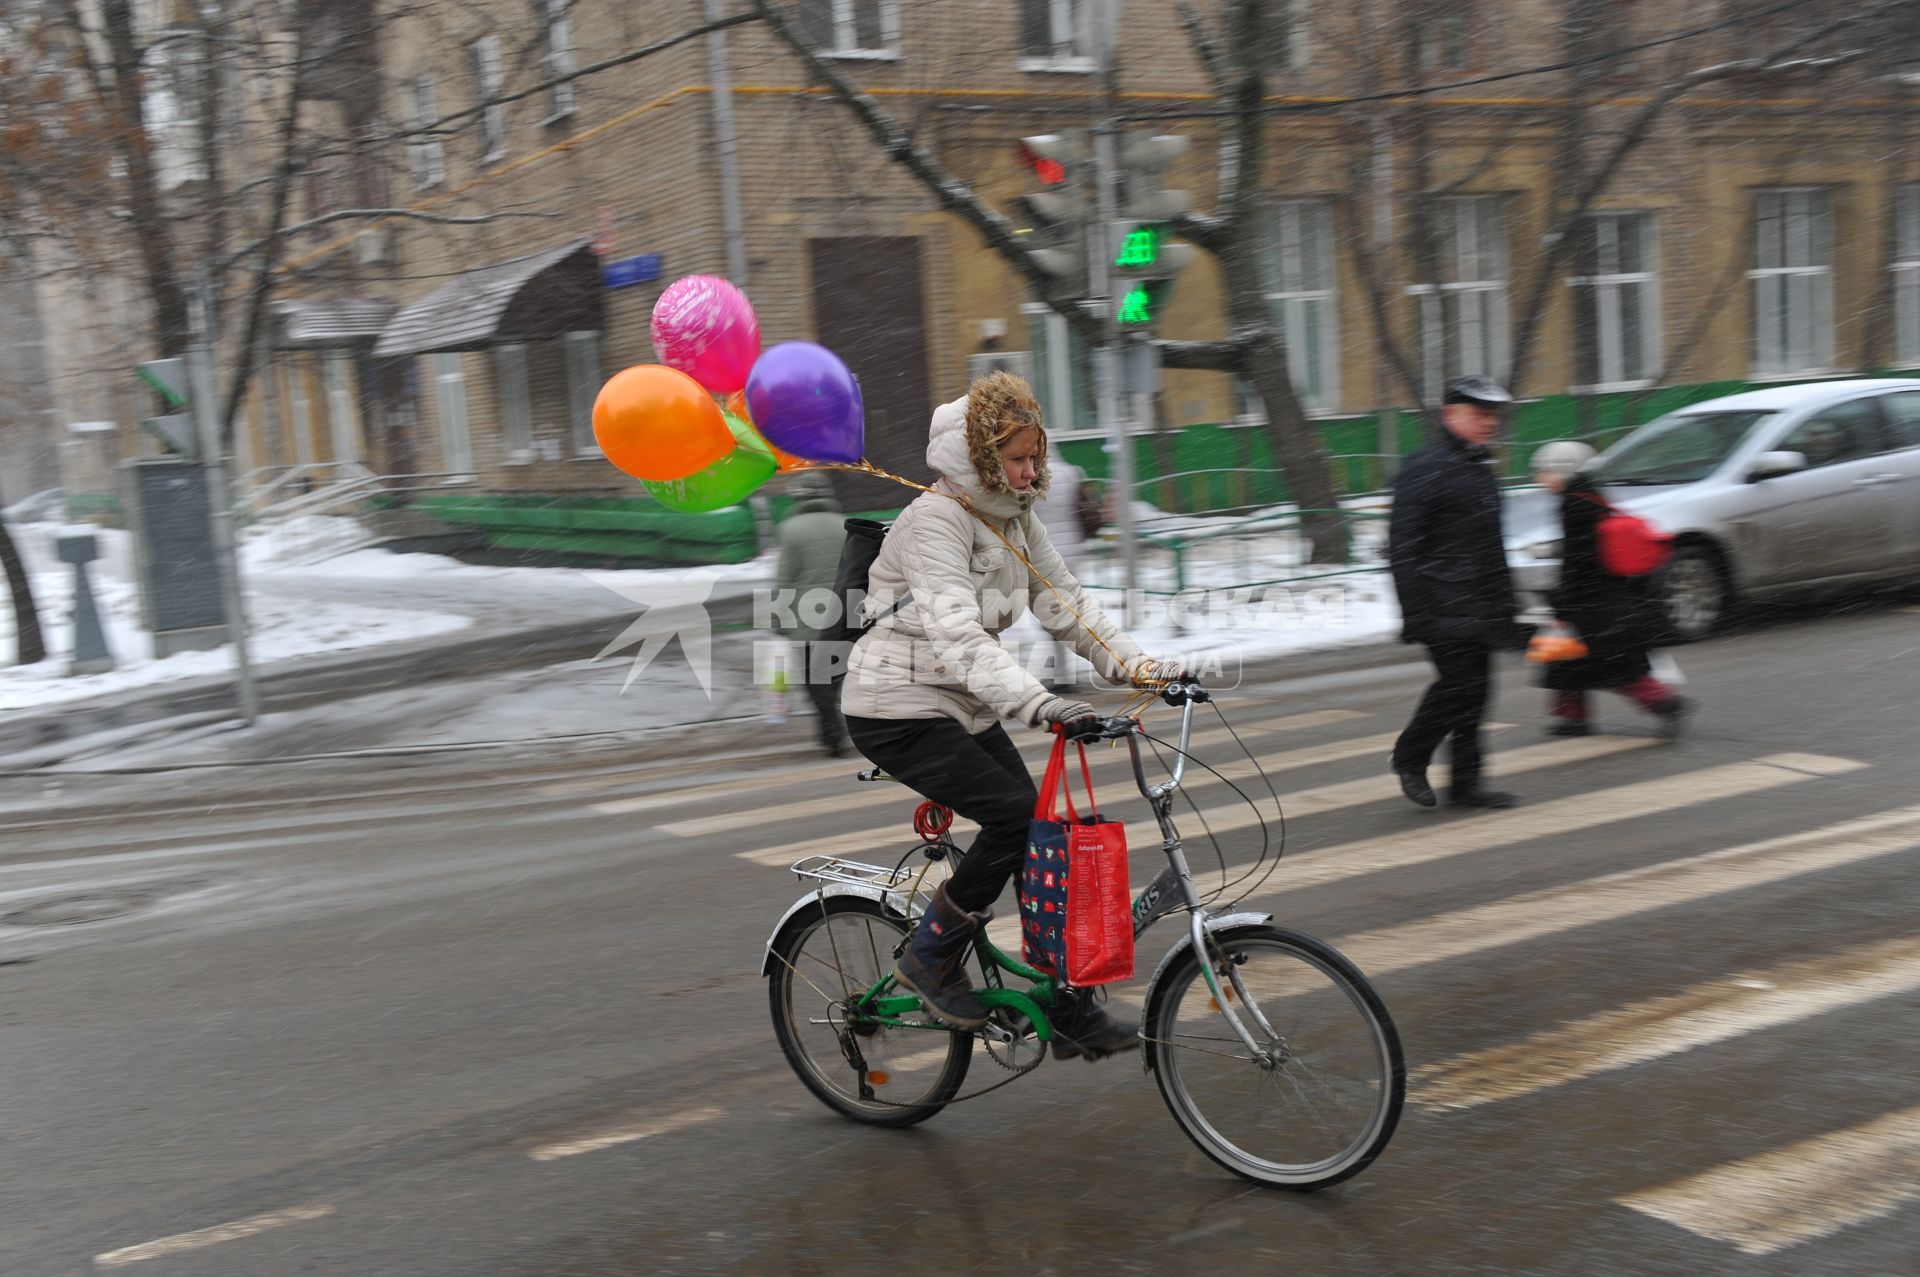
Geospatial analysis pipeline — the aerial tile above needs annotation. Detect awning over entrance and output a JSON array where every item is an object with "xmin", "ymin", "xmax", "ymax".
[
  {"xmin": 371, "ymin": 238, "xmax": 605, "ymax": 358},
  {"xmin": 272, "ymin": 297, "xmax": 397, "ymax": 349}
]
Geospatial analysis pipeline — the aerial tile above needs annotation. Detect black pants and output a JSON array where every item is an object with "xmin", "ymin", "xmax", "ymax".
[
  {"xmin": 845, "ymin": 715, "xmax": 1035, "ymax": 914},
  {"xmin": 1392, "ymin": 641, "xmax": 1493, "ymax": 795},
  {"xmin": 795, "ymin": 641, "xmax": 847, "ymax": 751}
]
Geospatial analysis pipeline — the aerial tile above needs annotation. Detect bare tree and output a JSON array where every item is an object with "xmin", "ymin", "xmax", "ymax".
[{"xmin": 753, "ymin": 0, "xmax": 1351, "ymax": 561}]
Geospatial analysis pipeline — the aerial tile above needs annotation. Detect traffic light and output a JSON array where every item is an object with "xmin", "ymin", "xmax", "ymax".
[
  {"xmin": 137, "ymin": 357, "xmax": 197, "ymax": 455},
  {"xmin": 1108, "ymin": 132, "xmax": 1198, "ymax": 330},
  {"xmin": 1011, "ymin": 131, "xmax": 1092, "ymax": 295}
]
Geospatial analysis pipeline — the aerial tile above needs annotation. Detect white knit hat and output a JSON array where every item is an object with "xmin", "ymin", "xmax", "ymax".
[{"xmin": 1531, "ymin": 440, "xmax": 1596, "ymax": 479}]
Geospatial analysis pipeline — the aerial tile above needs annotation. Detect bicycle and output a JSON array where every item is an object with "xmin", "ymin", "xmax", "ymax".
[{"xmin": 762, "ymin": 682, "xmax": 1406, "ymax": 1190}]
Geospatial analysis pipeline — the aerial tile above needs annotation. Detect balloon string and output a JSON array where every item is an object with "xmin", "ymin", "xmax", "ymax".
[{"xmin": 816, "ymin": 459, "xmax": 1173, "ymax": 706}]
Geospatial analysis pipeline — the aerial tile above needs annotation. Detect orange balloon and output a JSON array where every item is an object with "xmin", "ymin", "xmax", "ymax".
[
  {"xmin": 594, "ymin": 365, "xmax": 734, "ymax": 482},
  {"xmin": 726, "ymin": 390, "xmax": 812, "ymax": 473}
]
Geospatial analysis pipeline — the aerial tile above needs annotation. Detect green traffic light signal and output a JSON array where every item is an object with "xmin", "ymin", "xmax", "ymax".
[
  {"xmin": 1115, "ymin": 225, "xmax": 1162, "ymax": 270},
  {"xmin": 1117, "ymin": 283, "xmax": 1155, "ymax": 326}
]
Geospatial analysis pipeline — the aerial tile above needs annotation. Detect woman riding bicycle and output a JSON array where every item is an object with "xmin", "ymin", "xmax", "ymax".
[{"xmin": 840, "ymin": 371, "xmax": 1180, "ymax": 1058}]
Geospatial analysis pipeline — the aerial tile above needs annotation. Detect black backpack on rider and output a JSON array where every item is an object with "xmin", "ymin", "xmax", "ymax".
[{"xmin": 823, "ymin": 518, "xmax": 909, "ymax": 685}]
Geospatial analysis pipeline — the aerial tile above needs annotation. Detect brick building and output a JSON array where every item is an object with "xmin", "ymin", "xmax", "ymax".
[{"xmin": 21, "ymin": 1, "xmax": 1920, "ymax": 531}]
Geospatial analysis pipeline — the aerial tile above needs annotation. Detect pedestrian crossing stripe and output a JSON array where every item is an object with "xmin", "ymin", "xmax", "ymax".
[
  {"xmin": 1269, "ymin": 752, "xmax": 1861, "ymax": 893},
  {"xmin": 734, "ymin": 732, "xmax": 1660, "ymax": 869},
  {"xmin": 1617, "ymin": 1104, "xmax": 1920, "ymax": 1255},
  {"xmin": 1412, "ymin": 929, "xmax": 1920, "ymax": 1110},
  {"xmin": 594, "ymin": 709, "xmax": 1365, "ymax": 819},
  {"xmin": 1335, "ymin": 806, "xmax": 1920, "ymax": 979},
  {"xmin": 666, "ymin": 722, "xmax": 1506, "ymax": 839}
]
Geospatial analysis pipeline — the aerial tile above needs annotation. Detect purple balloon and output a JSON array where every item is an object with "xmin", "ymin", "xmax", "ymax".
[{"xmin": 743, "ymin": 341, "xmax": 865, "ymax": 464}]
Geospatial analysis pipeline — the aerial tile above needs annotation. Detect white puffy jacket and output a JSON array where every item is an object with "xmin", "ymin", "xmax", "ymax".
[{"xmin": 839, "ymin": 395, "xmax": 1147, "ymax": 734}]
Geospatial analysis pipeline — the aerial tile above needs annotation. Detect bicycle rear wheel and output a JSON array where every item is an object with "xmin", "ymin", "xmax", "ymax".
[
  {"xmin": 1145, "ymin": 924, "xmax": 1404, "ymax": 1189},
  {"xmin": 768, "ymin": 895, "xmax": 971, "ymax": 1127}
]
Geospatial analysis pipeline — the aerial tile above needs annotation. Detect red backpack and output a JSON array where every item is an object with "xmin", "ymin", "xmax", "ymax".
[{"xmin": 1595, "ymin": 507, "xmax": 1673, "ymax": 577}]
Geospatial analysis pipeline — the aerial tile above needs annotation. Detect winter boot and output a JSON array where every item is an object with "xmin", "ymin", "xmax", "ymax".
[
  {"xmin": 1048, "ymin": 987, "xmax": 1141, "ymax": 1061},
  {"xmin": 894, "ymin": 885, "xmax": 991, "ymax": 1029},
  {"xmin": 1656, "ymin": 695, "xmax": 1696, "ymax": 740}
]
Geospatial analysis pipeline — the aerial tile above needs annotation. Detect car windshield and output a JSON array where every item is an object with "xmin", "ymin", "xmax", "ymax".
[{"xmin": 1589, "ymin": 410, "xmax": 1773, "ymax": 485}]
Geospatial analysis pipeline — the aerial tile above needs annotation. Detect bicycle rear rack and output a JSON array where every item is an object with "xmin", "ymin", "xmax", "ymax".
[{"xmin": 788, "ymin": 855, "xmax": 921, "ymax": 895}]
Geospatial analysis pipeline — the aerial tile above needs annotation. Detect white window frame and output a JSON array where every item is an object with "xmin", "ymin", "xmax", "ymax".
[
  {"xmin": 1022, "ymin": 303, "xmax": 1097, "ymax": 436},
  {"xmin": 469, "ymin": 34, "xmax": 506, "ymax": 163},
  {"xmin": 800, "ymin": 0, "xmax": 902, "ymax": 60},
  {"xmin": 1749, "ymin": 186, "xmax": 1835, "ymax": 378},
  {"xmin": 1407, "ymin": 195, "xmax": 1511, "ymax": 401},
  {"xmin": 1568, "ymin": 211, "xmax": 1662, "ymax": 392},
  {"xmin": 1894, "ymin": 182, "xmax": 1920, "ymax": 369},
  {"xmin": 431, "ymin": 352, "xmax": 475, "ymax": 475},
  {"xmin": 1018, "ymin": 0, "xmax": 1097, "ymax": 73},
  {"xmin": 564, "ymin": 331, "xmax": 602, "ymax": 457},
  {"xmin": 1268, "ymin": 0, "xmax": 1310, "ymax": 72},
  {"xmin": 285, "ymin": 357, "xmax": 315, "ymax": 466},
  {"xmin": 494, "ymin": 344, "xmax": 533, "ymax": 461},
  {"xmin": 407, "ymin": 75, "xmax": 445, "ymax": 190},
  {"xmin": 1260, "ymin": 200, "xmax": 1340, "ymax": 414},
  {"xmin": 323, "ymin": 351, "xmax": 362, "ymax": 463},
  {"xmin": 543, "ymin": 0, "xmax": 578, "ymax": 120}
]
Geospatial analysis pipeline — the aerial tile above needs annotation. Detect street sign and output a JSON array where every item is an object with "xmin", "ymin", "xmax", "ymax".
[
  {"xmin": 142, "ymin": 414, "xmax": 195, "ymax": 456},
  {"xmin": 136, "ymin": 358, "xmax": 189, "ymax": 409},
  {"xmin": 601, "ymin": 254, "xmax": 664, "ymax": 290}
]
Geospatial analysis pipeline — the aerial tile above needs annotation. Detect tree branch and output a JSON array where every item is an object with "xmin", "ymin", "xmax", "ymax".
[{"xmin": 751, "ymin": 0, "xmax": 1099, "ymax": 340}]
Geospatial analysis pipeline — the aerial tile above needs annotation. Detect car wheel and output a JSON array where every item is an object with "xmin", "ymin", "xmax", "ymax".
[{"xmin": 1662, "ymin": 545, "xmax": 1730, "ymax": 642}]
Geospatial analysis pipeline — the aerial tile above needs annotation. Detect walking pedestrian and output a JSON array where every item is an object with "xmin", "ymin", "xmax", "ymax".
[
  {"xmin": 1387, "ymin": 376, "xmax": 1531, "ymax": 810},
  {"xmin": 775, "ymin": 470, "xmax": 852, "ymax": 757},
  {"xmin": 1530, "ymin": 441, "xmax": 1694, "ymax": 739},
  {"xmin": 1033, "ymin": 457, "xmax": 1096, "ymax": 691}
]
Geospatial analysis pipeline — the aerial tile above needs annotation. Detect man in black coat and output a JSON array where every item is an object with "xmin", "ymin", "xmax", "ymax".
[{"xmin": 1387, "ymin": 376, "xmax": 1527, "ymax": 810}]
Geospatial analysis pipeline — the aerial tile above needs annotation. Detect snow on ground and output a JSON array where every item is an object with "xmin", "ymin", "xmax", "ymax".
[
  {"xmin": 3, "ymin": 505, "xmax": 1405, "ymax": 717},
  {"xmin": 0, "ymin": 522, "xmax": 471, "ymax": 712}
]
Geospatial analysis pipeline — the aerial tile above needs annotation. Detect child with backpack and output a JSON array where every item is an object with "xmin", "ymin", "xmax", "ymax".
[{"xmin": 1530, "ymin": 441, "xmax": 1695, "ymax": 739}]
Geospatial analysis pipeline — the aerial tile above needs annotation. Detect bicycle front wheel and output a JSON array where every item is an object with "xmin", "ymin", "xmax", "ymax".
[
  {"xmin": 1145, "ymin": 924, "xmax": 1404, "ymax": 1189},
  {"xmin": 768, "ymin": 895, "xmax": 971, "ymax": 1127}
]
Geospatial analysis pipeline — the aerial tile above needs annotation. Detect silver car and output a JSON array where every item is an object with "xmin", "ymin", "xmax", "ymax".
[{"xmin": 1505, "ymin": 378, "xmax": 1920, "ymax": 640}]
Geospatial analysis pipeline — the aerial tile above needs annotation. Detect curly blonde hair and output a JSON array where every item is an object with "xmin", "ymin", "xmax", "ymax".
[{"xmin": 964, "ymin": 370, "xmax": 1051, "ymax": 494}]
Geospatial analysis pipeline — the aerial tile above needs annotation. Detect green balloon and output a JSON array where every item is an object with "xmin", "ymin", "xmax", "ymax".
[{"xmin": 642, "ymin": 412, "xmax": 776, "ymax": 512}]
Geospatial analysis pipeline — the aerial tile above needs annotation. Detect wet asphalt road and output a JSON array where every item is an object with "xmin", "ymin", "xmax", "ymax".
[{"xmin": 2, "ymin": 592, "xmax": 1918, "ymax": 1276}]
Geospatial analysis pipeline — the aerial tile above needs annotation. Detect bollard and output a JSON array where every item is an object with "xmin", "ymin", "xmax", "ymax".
[{"xmin": 55, "ymin": 529, "xmax": 116, "ymax": 675}]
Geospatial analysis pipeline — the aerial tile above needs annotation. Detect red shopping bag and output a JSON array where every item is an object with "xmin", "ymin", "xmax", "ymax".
[{"xmin": 1020, "ymin": 733, "xmax": 1134, "ymax": 986}]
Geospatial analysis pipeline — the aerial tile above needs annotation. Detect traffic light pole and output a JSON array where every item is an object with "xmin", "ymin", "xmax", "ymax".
[
  {"xmin": 189, "ymin": 272, "xmax": 259, "ymax": 727},
  {"xmin": 1090, "ymin": 8, "xmax": 1137, "ymax": 630}
]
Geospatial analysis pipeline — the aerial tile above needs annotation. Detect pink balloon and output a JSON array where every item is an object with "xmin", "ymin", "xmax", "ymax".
[{"xmin": 650, "ymin": 275, "xmax": 761, "ymax": 395}]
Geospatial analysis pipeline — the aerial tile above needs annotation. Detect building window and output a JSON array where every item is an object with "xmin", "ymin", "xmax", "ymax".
[
  {"xmin": 1019, "ymin": 0, "xmax": 1095, "ymax": 71},
  {"xmin": 1258, "ymin": 200, "xmax": 1339, "ymax": 412},
  {"xmin": 1750, "ymin": 187, "xmax": 1834, "ymax": 377},
  {"xmin": 431, "ymin": 352, "xmax": 475, "ymax": 474},
  {"xmin": 1895, "ymin": 183, "xmax": 1920, "ymax": 368},
  {"xmin": 1569, "ymin": 211, "xmax": 1660, "ymax": 389},
  {"xmin": 495, "ymin": 344, "xmax": 533, "ymax": 459},
  {"xmin": 798, "ymin": 0, "xmax": 900, "ymax": 57},
  {"xmin": 469, "ymin": 35, "xmax": 506, "ymax": 162},
  {"xmin": 1023, "ymin": 303, "xmax": 1095, "ymax": 433},
  {"xmin": 1415, "ymin": 2, "xmax": 1474, "ymax": 73},
  {"xmin": 1266, "ymin": 0, "xmax": 1309, "ymax": 71},
  {"xmin": 406, "ymin": 76, "xmax": 445, "ymax": 189},
  {"xmin": 323, "ymin": 352, "xmax": 361, "ymax": 463},
  {"xmin": 1409, "ymin": 195, "xmax": 1510, "ymax": 399},
  {"xmin": 543, "ymin": 0, "xmax": 577, "ymax": 119},
  {"xmin": 564, "ymin": 331, "xmax": 602, "ymax": 456}
]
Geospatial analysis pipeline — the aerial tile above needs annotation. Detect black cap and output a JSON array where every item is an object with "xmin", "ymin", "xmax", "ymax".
[{"xmin": 1442, "ymin": 375, "xmax": 1513, "ymax": 407}]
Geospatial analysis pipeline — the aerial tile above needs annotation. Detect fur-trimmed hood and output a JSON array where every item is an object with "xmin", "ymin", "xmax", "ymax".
[{"xmin": 924, "ymin": 394, "xmax": 1050, "ymax": 521}]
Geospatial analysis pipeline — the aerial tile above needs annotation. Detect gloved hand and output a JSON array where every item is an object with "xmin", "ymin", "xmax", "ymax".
[
  {"xmin": 1128, "ymin": 656, "xmax": 1186, "ymax": 686},
  {"xmin": 1038, "ymin": 695, "xmax": 1100, "ymax": 734}
]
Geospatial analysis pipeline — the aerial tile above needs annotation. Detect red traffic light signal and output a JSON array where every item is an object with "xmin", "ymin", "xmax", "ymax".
[{"xmin": 1017, "ymin": 140, "xmax": 1067, "ymax": 186}]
